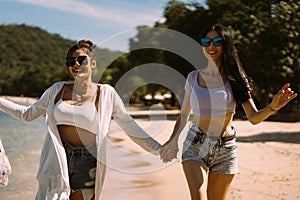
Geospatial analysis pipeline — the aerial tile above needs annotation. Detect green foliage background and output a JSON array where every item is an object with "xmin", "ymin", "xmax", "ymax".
[
  {"xmin": 127, "ymin": 0, "xmax": 300, "ymax": 111},
  {"xmin": 0, "ymin": 24, "xmax": 72, "ymax": 96},
  {"xmin": 0, "ymin": 24, "xmax": 123, "ymax": 97}
]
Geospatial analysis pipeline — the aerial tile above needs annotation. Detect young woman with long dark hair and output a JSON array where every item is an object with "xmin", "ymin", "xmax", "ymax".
[{"xmin": 159, "ymin": 24, "xmax": 297, "ymax": 200}]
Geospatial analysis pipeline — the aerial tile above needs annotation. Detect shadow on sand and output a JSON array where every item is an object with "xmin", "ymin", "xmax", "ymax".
[{"xmin": 237, "ymin": 132, "xmax": 300, "ymax": 144}]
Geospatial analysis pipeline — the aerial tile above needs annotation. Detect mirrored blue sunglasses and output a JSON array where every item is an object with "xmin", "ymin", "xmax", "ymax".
[{"xmin": 200, "ymin": 37, "xmax": 224, "ymax": 47}]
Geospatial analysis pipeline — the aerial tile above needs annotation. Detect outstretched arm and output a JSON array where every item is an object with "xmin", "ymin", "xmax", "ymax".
[
  {"xmin": 112, "ymin": 90, "xmax": 161, "ymax": 155},
  {"xmin": 242, "ymin": 83, "xmax": 297, "ymax": 124},
  {"xmin": 0, "ymin": 82, "xmax": 61, "ymax": 121},
  {"xmin": 159, "ymin": 91, "xmax": 191, "ymax": 163},
  {"xmin": 0, "ymin": 96, "xmax": 48, "ymax": 122}
]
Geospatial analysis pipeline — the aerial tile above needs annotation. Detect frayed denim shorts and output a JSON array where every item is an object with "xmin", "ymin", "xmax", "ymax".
[
  {"xmin": 63, "ymin": 142, "xmax": 97, "ymax": 191},
  {"xmin": 182, "ymin": 122, "xmax": 239, "ymax": 174}
]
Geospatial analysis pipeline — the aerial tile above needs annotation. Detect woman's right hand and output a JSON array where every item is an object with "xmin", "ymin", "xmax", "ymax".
[
  {"xmin": 269, "ymin": 83, "xmax": 297, "ymax": 111},
  {"xmin": 159, "ymin": 138, "xmax": 179, "ymax": 163}
]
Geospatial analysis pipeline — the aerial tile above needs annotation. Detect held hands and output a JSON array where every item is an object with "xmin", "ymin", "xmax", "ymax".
[
  {"xmin": 269, "ymin": 83, "xmax": 297, "ymax": 111},
  {"xmin": 159, "ymin": 138, "xmax": 179, "ymax": 163}
]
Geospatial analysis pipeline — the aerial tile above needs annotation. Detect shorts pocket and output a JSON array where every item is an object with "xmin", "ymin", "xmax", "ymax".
[
  {"xmin": 182, "ymin": 130, "xmax": 198, "ymax": 153},
  {"xmin": 183, "ymin": 130, "xmax": 195, "ymax": 144}
]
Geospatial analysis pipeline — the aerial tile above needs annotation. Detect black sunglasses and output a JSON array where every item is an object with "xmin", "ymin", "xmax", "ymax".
[
  {"xmin": 200, "ymin": 37, "xmax": 224, "ymax": 47},
  {"xmin": 65, "ymin": 56, "xmax": 88, "ymax": 67}
]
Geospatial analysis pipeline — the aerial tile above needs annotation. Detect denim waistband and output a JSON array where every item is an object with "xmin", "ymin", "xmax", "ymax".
[
  {"xmin": 63, "ymin": 142, "xmax": 97, "ymax": 156},
  {"xmin": 189, "ymin": 122, "xmax": 236, "ymax": 138},
  {"xmin": 189, "ymin": 122, "xmax": 236, "ymax": 145}
]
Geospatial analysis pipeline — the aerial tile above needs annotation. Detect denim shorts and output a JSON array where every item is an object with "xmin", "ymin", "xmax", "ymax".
[
  {"xmin": 63, "ymin": 142, "xmax": 97, "ymax": 190},
  {"xmin": 182, "ymin": 123, "xmax": 239, "ymax": 174}
]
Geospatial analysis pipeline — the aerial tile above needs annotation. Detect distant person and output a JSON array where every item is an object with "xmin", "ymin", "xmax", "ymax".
[
  {"xmin": 159, "ymin": 24, "xmax": 297, "ymax": 200},
  {"xmin": 0, "ymin": 40, "xmax": 161, "ymax": 200}
]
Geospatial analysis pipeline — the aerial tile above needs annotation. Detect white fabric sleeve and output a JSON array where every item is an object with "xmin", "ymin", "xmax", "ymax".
[
  {"xmin": 0, "ymin": 85, "xmax": 52, "ymax": 122},
  {"xmin": 111, "ymin": 89, "xmax": 161, "ymax": 155}
]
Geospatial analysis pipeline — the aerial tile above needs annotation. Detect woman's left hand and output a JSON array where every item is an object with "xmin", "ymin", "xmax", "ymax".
[
  {"xmin": 270, "ymin": 83, "xmax": 298, "ymax": 111},
  {"xmin": 159, "ymin": 139, "xmax": 179, "ymax": 163}
]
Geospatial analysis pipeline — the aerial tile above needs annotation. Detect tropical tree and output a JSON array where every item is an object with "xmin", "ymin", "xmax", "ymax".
[{"xmin": 128, "ymin": 0, "xmax": 300, "ymax": 109}]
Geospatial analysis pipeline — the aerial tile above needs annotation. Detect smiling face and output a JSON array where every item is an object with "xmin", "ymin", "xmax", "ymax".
[
  {"xmin": 202, "ymin": 30, "xmax": 223, "ymax": 65},
  {"xmin": 67, "ymin": 49, "xmax": 96, "ymax": 80}
]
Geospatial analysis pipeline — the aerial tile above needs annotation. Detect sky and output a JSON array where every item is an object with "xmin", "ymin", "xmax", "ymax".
[{"xmin": 1, "ymin": 0, "xmax": 205, "ymax": 52}]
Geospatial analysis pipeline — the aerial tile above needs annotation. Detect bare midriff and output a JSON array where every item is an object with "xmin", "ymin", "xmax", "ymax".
[
  {"xmin": 57, "ymin": 125, "xmax": 96, "ymax": 147},
  {"xmin": 193, "ymin": 112, "xmax": 235, "ymax": 137}
]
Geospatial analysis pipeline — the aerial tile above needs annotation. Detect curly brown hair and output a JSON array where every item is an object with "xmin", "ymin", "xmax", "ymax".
[{"xmin": 66, "ymin": 39, "xmax": 95, "ymax": 59}]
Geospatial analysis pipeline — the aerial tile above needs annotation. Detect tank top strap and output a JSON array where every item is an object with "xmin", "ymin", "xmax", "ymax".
[
  {"xmin": 54, "ymin": 84, "xmax": 66, "ymax": 105},
  {"xmin": 94, "ymin": 85, "xmax": 100, "ymax": 112}
]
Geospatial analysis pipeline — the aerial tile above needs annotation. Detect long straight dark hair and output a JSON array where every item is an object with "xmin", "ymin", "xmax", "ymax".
[{"xmin": 200, "ymin": 24, "xmax": 253, "ymax": 104}]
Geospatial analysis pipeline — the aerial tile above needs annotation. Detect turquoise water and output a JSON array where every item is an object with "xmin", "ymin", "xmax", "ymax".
[{"xmin": 0, "ymin": 112, "xmax": 47, "ymax": 199}]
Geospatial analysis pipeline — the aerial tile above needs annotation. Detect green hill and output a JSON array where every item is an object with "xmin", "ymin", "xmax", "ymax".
[{"xmin": 0, "ymin": 24, "xmax": 122, "ymax": 97}]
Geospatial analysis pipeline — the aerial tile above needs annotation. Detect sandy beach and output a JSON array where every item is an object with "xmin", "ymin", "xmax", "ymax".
[
  {"xmin": 99, "ymin": 119, "xmax": 300, "ymax": 200},
  {"xmin": 0, "ymin": 96, "xmax": 299, "ymax": 199}
]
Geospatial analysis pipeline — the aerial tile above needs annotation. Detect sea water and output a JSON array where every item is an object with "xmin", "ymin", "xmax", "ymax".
[{"xmin": 0, "ymin": 112, "xmax": 46, "ymax": 199}]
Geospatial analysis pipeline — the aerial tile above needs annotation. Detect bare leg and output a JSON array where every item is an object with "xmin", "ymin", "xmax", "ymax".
[
  {"xmin": 207, "ymin": 172, "xmax": 234, "ymax": 200},
  {"xmin": 70, "ymin": 190, "xmax": 95, "ymax": 200},
  {"xmin": 70, "ymin": 190, "xmax": 84, "ymax": 200},
  {"xmin": 183, "ymin": 160, "xmax": 209, "ymax": 200}
]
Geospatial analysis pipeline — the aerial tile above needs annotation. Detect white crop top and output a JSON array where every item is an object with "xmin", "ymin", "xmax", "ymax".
[
  {"xmin": 53, "ymin": 97, "xmax": 98, "ymax": 135},
  {"xmin": 184, "ymin": 70, "xmax": 236, "ymax": 116}
]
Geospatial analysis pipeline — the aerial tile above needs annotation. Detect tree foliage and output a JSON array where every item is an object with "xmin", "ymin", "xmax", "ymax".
[
  {"xmin": 0, "ymin": 24, "xmax": 73, "ymax": 96},
  {"xmin": 1, "ymin": 1, "xmax": 299, "ymax": 112},
  {"xmin": 128, "ymin": 0, "xmax": 300, "ymax": 108},
  {"xmin": 0, "ymin": 24, "xmax": 123, "ymax": 97}
]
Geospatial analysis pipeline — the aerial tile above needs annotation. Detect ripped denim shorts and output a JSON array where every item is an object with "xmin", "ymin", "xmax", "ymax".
[
  {"xmin": 182, "ymin": 122, "xmax": 239, "ymax": 174},
  {"xmin": 63, "ymin": 142, "xmax": 97, "ymax": 190}
]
